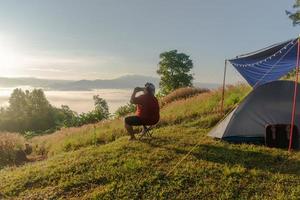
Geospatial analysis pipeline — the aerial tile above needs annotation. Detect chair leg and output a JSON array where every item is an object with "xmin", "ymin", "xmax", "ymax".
[{"xmin": 139, "ymin": 125, "xmax": 153, "ymax": 139}]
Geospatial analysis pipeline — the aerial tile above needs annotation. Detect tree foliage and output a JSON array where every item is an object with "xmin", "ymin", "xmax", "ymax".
[
  {"xmin": 0, "ymin": 89, "xmax": 55, "ymax": 133},
  {"xmin": 74, "ymin": 95, "xmax": 110, "ymax": 126},
  {"xmin": 157, "ymin": 50, "xmax": 194, "ymax": 95},
  {"xmin": 287, "ymin": 0, "xmax": 300, "ymax": 26},
  {"xmin": 114, "ymin": 103, "xmax": 136, "ymax": 118},
  {"xmin": 0, "ymin": 89, "xmax": 110, "ymax": 135},
  {"xmin": 93, "ymin": 95, "xmax": 110, "ymax": 120}
]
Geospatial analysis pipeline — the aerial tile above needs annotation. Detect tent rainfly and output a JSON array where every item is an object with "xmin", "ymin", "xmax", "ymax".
[{"xmin": 212, "ymin": 37, "xmax": 300, "ymax": 151}]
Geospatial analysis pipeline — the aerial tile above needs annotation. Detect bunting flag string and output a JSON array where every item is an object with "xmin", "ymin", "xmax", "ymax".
[{"xmin": 228, "ymin": 38, "xmax": 298, "ymax": 87}]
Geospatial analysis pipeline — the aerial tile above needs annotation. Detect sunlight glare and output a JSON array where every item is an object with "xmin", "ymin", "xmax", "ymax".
[{"xmin": 0, "ymin": 34, "xmax": 22, "ymax": 77}]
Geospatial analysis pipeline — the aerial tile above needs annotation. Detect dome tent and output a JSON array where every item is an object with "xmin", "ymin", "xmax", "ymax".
[
  {"xmin": 214, "ymin": 37, "xmax": 300, "ymax": 150},
  {"xmin": 209, "ymin": 80, "xmax": 300, "ymax": 143}
]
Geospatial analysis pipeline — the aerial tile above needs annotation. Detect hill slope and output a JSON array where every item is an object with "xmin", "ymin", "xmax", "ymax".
[{"xmin": 1, "ymin": 85, "xmax": 300, "ymax": 199}]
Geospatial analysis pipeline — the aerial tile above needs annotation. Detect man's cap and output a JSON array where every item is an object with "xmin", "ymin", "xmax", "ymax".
[{"xmin": 145, "ymin": 82, "xmax": 155, "ymax": 94}]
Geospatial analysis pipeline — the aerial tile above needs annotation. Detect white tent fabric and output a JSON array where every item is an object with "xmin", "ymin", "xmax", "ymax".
[{"xmin": 208, "ymin": 80, "xmax": 300, "ymax": 142}]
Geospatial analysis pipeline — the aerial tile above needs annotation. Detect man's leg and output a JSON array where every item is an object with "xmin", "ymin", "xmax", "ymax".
[
  {"xmin": 124, "ymin": 116, "xmax": 140, "ymax": 140},
  {"xmin": 125, "ymin": 122, "xmax": 136, "ymax": 140}
]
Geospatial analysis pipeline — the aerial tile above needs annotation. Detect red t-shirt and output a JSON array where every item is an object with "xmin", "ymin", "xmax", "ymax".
[{"xmin": 134, "ymin": 93, "xmax": 160, "ymax": 125}]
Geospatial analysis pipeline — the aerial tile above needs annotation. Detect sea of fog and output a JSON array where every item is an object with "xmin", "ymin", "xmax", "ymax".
[{"xmin": 0, "ymin": 86, "xmax": 133, "ymax": 114}]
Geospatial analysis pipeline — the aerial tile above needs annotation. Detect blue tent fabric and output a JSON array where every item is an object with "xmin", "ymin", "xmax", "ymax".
[{"xmin": 229, "ymin": 38, "xmax": 299, "ymax": 87}]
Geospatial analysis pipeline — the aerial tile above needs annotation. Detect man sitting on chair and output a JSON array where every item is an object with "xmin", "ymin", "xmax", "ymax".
[{"xmin": 125, "ymin": 82, "xmax": 160, "ymax": 140}]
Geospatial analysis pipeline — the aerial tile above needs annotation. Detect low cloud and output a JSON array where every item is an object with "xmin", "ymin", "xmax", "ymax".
[
  {"xmin": 28, "ymin": 67, "xmax": 69, "ymax": 73},
  {"xmin": 22, "ymin": 54, "xmax": 119, "ymax": 67},
  {"xmin": 19, "ymin": 54, "xmax": 123, "ymax": 79}
]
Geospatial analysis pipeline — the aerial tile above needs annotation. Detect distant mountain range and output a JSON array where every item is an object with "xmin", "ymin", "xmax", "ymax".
[{"xmin": 0, "ymin": 75, "xmax": 220, "ymax": 91}]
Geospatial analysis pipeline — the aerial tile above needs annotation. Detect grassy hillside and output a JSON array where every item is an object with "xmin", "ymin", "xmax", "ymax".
[{"xmin": 1, "ymin": 84, "xmax": 300, "ymax": 199}]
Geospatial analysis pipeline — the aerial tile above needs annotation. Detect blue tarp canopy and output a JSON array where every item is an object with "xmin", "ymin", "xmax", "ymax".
[{"xmin": 229, "ymin": 38, "xmax": 299, "ymax": 87}]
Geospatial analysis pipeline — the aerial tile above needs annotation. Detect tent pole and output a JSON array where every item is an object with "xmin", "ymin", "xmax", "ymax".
[
  {"xmin": 289, "ymin": 37, "xmax": 300, "ymax": 152},
  {"xmin": 220, "ymin": 59, "xmax": 227, "ymax": 113}
]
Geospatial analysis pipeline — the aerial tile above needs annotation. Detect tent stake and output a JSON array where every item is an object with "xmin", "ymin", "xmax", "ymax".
[
  {"xmin": 289, "ymin": 37, "xmax": 300, "ymax": 152},
  {"xmin": 220, "ymin": 59, "xmax": 227, "ymax": 113}
]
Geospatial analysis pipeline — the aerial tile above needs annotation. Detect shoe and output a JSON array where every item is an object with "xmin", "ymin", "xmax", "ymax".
[{"xmin": 129, "ymin": 136, "xmax": 137, "ymax": 141}]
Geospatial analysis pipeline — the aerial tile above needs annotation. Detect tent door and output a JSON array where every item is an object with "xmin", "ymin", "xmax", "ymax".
[{"xmin": 265, "ymin": 124, "xmax": 299, "ymax": 150}]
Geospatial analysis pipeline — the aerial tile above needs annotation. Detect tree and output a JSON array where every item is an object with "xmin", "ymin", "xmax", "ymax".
[
  {"xmin": 7, "ymin": 89, "xmax": 29, "ymax": 131},
  {"xmin": 52, "ymin": 105, "xmax": 78, "ymax": 127},
  {"xmin": 1, "ymin": 88, "xmax": 56, "ymax": 133},
  {"xmin": 27, "ymin": 89, "xmax": 55, "ymax": 131},
  {"xmin": 286, "ymin": 0, "xmax": 300, "ymax": 26},
  {"xmin": 157, "ymin": 50, "xmax": 194, "ymax": 95},
  {"xmin": 93, "ymin": 95, "xmax": 110, "ymax": 120}
]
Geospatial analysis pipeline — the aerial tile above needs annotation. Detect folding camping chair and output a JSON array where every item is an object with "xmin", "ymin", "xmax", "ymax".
[{"xmin": 139, "ymin": 125, "xmax": 154, "ymax": 139}]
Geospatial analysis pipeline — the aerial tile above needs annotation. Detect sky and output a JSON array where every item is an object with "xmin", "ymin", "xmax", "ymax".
[{"xmin": 0, "ymin": 0, "xmax": 299, "ymax": 84}]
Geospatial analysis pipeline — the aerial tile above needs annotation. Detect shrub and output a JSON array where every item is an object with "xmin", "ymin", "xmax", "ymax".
[
  {"xmin": 114, "ymin": 103, "xmax": 136, "ymax": 118},
  {"xmin": 160, "ymin": 87, "xmax": 209, "ymax": 106},
  {"xmin": 0, "ymin": 132, "xmax": 27, "ymax": 168}
]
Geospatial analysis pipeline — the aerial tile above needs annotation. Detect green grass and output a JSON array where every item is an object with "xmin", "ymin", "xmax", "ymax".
[{"xmin": 1, "ymin": 84, "xmax": 300, "ymax": 199}]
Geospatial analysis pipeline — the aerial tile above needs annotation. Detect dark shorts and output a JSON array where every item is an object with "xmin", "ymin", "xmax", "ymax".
[{"xmin": 125, "ymin": 116, "xmax": 144, "ymax": 126}]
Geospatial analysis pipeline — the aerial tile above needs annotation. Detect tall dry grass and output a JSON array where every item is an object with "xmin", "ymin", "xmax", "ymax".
[
  {"xmin": 160, "ymin": 87, "xmax": 209, "ymax": 106},
  {"xmin": 159, "ymin": 83, "xmax": 250, "ymax": 125},
  {"xmin": 0, "ymin": 132, "xmax": 27, "ymax": 168}
]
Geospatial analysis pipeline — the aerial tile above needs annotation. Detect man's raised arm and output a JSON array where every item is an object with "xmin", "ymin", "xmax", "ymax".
[{"xmin": 130, "ymin": 87, "xmax": 141, "ymax": 104}]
